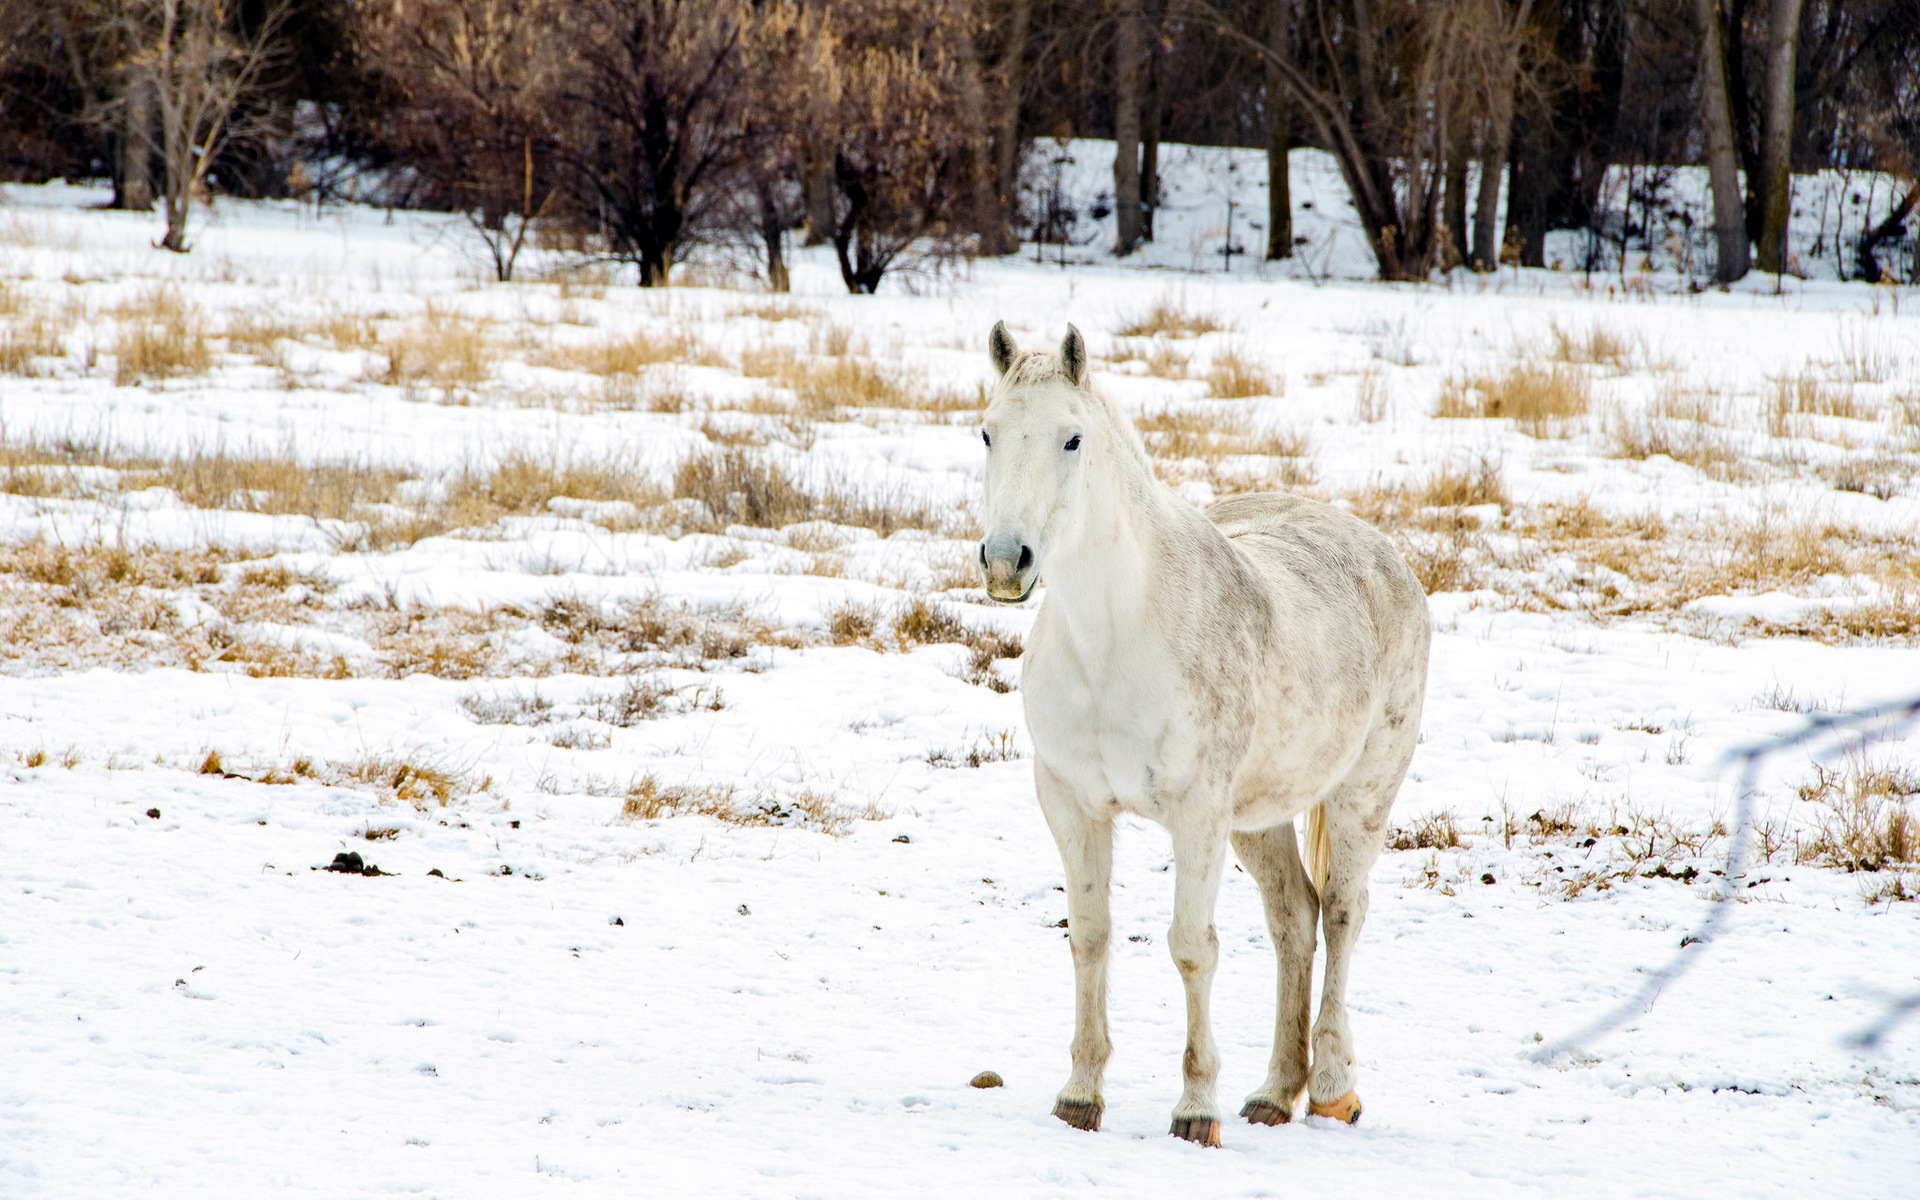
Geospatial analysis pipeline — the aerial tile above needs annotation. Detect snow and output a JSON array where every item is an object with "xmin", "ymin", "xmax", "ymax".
[{"xmin": 2, "ymin": 144, "xmax": 1918, "ymax": 1197}]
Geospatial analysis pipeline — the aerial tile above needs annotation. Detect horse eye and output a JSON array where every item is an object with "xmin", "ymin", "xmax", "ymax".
[
  {"xmin": 982, "ymin": 431, "xmax": 991, "ymax": 448},
  {"xmin": 1064, "ymin": 435, "xmax": 1081, "ymax": 451}
]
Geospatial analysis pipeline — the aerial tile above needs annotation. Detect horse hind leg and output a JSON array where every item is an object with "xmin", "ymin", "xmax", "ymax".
[
  {"xmin": 1307, "ymin": 780, "xmax": 1399, "ymax": 1125},
  {"xmin": 1230, "ymin": 820, "xmax": 1318, "ymax": 1126}
]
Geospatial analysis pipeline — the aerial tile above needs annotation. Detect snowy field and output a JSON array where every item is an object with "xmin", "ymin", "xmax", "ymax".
[{"xmin": 2, "ymin": 146, "xmax": 1919, "ymax": 1197}]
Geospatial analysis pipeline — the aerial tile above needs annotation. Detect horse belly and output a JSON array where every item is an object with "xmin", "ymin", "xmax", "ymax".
[{"xmin": 1228, "ymin": 702, "xmax": 1372, "ymax": 830}]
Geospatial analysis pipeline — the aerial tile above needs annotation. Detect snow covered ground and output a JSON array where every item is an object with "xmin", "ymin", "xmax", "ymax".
[{"xmin": 2, "ymin": 147, "xmax": 1918, "ymax": 1197}]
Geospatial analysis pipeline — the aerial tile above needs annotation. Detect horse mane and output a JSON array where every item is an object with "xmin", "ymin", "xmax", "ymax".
[{"xmin": 1003, "ymin": 349, "xmax": 1071, "ymax": 388}]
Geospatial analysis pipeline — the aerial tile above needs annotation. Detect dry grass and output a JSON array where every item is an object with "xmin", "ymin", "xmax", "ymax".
[
  {"xmin": 0, "ymin": 312, "xmax": 72, "ymax": 376},
  {"xmin": 112, "ymin": 286, "xmax": 212, "ymax": 385},
  {"xmin": 822, "ymin": 595, "xmax": 1021, "ymax": 690},
  {"xmin": 925, "ymin": 728, "xmax": 1022, "ymax": 768},
  {"xmin": 379, "ymin": 308, "xmax": 496, "ymax": 391},
  {"xmin": 1491, "ymin": 499, "xmax": 1920, "ymax": 634},
  {"xmin": 1204, "ymin": 347, "xmax": 1282, "ymax": 399},
  {"xmin": 1435, "ymin": 365, "xmax": 1591, "ymax": 436},
  {"xmin": 1606, "ymin": 385, "xmax": 1744, "ymax": 476},
  {"xmin": 1795, "ymin": 760, "xmax": 1919, "ymax": 877},
  {"xmin": 1820, "ymin": 454, "xmax": 1915, "ymax": 500},
  {"xmin": 1136, "ymin": 406, "xmax": 1313, "ymax": 480},
  {"xmin": 1392, "ymin": 799, "xmax": 1733, "ymax": 900},
  {"xmin": 224, "ymin": 307, "xmax": 308, "ymax": 357},
  {"xmin": 1833, "ymin": 320, "xmax": 1898, "ymax": 384},
  {"xmin": 735, "ymin": 347, "xmax": 975, "ymax": 420},
  {"xmin": 1342, "ymin": 459, "xmax": 1509, "ymax": 594},
  {"xmin": 1768, "ymin": 371, "xmax": 1869, "ymax": 435},
  {"xmin": 1411, "ymin": 457, "xmax": 1509, "ymax": 509},
  {"xmin": 327, "ymin": 754, "xmax": 477, "ymax": 809},
  {"xmin": 1547, "ymin": 322, "xmax": 1635, "ymax": 370},
  {"xmin": 671, "ymin": 448, "xmax": 952, "ymax": 536},
  {"xmin": 443, "ymin": 453, "xmax": 663, "ymax": 529},
  {"xmin": 621, "ymin": 774, "xmax": 861, "ymax": 835},
  {"xmin": 1387, "ymin": 810, "xmax": 1463, "ymax": 851},
  {"xmin": 1115, "ymin": 296, "xmax": 1229, "ymax": 339},
  {"xmin": 460, "ymin": 677, "xmax": 725, "ymax": 729},
  {"xmin": 0, "ymin": 434, "xmax": 429, "ymax": 542},
  {"xmin": 542, "ymin": 325, "xmax": 705, "ymax": 377}
]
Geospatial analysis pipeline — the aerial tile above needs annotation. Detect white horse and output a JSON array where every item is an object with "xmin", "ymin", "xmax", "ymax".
[{"xmin": 978, "ymin": 322, "xmax": 1430, "ymax": 1146}]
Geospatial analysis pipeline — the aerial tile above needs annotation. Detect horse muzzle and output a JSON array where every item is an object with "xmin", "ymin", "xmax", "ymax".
[{"xmin": 979, "ymin": 532, "xmax": 1037, "ymax": 603}]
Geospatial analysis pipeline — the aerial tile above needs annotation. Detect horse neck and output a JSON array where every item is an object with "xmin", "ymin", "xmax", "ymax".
[{"xmin": 1043, "ymin": 402, "xmax": 1179, "ymax": 647}]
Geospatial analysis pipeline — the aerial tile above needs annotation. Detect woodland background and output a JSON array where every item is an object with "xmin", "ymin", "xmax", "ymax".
[{"xmin": 1, "ymin": 1, "xmax": 1917, "ymax": 289}]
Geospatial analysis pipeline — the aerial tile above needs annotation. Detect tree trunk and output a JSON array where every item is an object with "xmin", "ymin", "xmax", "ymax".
[
  {"xmin": 1754, "ymin": 0, "xmax": 1805, "ymax": 274},
  {"xmin": 1472, "ymin": 61, "xmax": 1516, "ymax": 272},
  {"xmin": 1443, "ymin": 117, "xmax": 1470, "ymax": 269},
  {"xmin": 757, "ymin": 177, "xmax": 790, "ymax": 293},
  {"xmin": 1263, "ymin": 0, "xmax": 1291, "ymax": 260},
  {"xmin": 986, "ymin": 0, "xmax": 1032, "ymax": 256},
  {"xmin": 115, "ymin": 79, "xmax": 155, "ymax": 212},
  {"xmin": 1508, "ymin": 110, "xmax": 1550, "ymax": 268},
  {"xmin": 1695, "ymin": 0, "xmax": 1751, "ymax": 282},
  {"xmin": 1111, "ymin": 9, "xmax": 1145, "ymax": 256},
  {"xmin": 1141, "ymin": 17, "xmax": 1161, "ymax": 243},
  {"xmin": 802, "ymin": 156, "xmax": 835, "ymax": 247}
]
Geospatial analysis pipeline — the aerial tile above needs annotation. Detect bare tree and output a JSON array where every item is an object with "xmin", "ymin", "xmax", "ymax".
[
  {"xmin": 1752, "ymin": 0, "xmax": 1805, "ymax": 274},
  {"xmin": 1195, "ymin": 0, "xmax": 1513, "ymax": 280},
  {"xmin": 982, "ymin": 0, "xmax": 1033, "ymax": 256},
  {"xmin": 824, "ymin": 0, "xmax": 985, "ymax": 293},
  {"xmin": 1262, "ymin": 0, "xmax": 1293, "ymax": 260},
  {"xmin": 552, "ymin": 0, "xmax": 758, "ymax": 286},
  {"xmin": 118, "ymin": 0, "xmax": 292, "ymax": 252},
  {"xmin": 1694, "ymin": 0, "xmax": 1750, "ymax": 281},
  {"xmin": 356, "ymin": 0, "xmax": 559, "ymax": 281},
  {"xmin": 1470, "ymin": 2, "xmax": 1532, "ymax": 272},
  {"xmin": 1111, "ymin": 2, "xmax": 1147, "ymax": 255}
]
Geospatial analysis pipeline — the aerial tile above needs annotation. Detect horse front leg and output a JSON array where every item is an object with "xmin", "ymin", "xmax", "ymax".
[
  {"xmin": 1167, "ymin": 811, "xmax": 1230, "ymax": 1146},
  {"xmin": 1035, "ymin": 761, "xmax": 1113, "ymax": 1132}
]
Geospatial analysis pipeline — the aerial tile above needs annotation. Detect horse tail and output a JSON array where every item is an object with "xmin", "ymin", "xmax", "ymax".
[{"xmin": 1302, "ymin": 804, "xmax": 1332, "ymax": 899}]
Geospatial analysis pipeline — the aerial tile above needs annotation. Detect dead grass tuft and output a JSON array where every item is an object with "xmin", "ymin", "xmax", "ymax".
[
  {"xmin": 113, "ymin": 286, "xmax": 212, "ymax": 385},
  {"xmin": 1115, "ymin": 296, "xmax": 1229, "ymax": 339},
  {"xmin": 444, "ymin": 453, "xmax": 662, "ymax": 529},
  {"xmin": 0, "ymin": 312, "xmax": 72, "ymax": 376},
  {"xmin": 1796, "ymin": 760, "xmax": 1920, "ymax": 874},
  {"xmin": 330, "ymin": 754, "xmax": 476, "ymax": 809},
  {"xmin": 1409, "ymin": 457, "xmax": 1509, "ymax": 510},
  {"xmin": 1204, "ymin": 348, "xmax": 1282, "ymax": 398},
  {"xmin": 925, "ymin": 728, "xmax": 1022, "ymax": 769},
  {"xmin": 380, "ymin": 308, "xmax": 497, "ymax": 391},
  {"xmin": 671, "ymin": 448, "xmax": 950, "ymax": 536},
  {"xmin": 621, "ymin": 774, "xmax": 858, "ymax": 835},
  {"xmin": 1436, "ymin": 365, "xmax": 1590, "ymax": 436},
  {"xmin": 1387, "ymin": 810, "xmax": 1463, "ymax": 851},
  {"xmin": 1547, "ymin": 322, "xmax": 1635, "ymax": 370},
  {"xmin": 1606, "ymin": 386, "xmax": 1744, "ymax": 477},
  {"xmin": 543, "ymin": 325, "xmax": 701, "ymax": 377}
]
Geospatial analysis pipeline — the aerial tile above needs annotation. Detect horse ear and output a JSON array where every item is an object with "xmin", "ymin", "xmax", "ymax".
[
  {"xmin": 989, "ymin": 321, "xmax": 1018, "ymax": 377},
  {"xmin": 1061, "ymin": 324, "xmax": 1087, "ymax": 386}
]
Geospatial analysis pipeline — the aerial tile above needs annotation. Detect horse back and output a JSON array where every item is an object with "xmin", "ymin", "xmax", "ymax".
[{"xmin": 1204, "ymin": 491, "xmax": 1429, "ymax": 666}]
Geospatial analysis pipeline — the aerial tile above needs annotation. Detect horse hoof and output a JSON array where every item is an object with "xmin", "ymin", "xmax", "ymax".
[
  {"xmin": 1239, "ymin": 1099, "xmax": 1293, "ymax": 1126},
  {"xmin": 1170, "ymin": 1116, "xmax": 1222, "ymax": 1147},
  {"xmin": 1053, "ymin": 1098, "xmax": 1103, "ymax": 1132},
  {"xmin": 1308, "ymin": 1091, "xmax": 1362, "ymax": 1124}
]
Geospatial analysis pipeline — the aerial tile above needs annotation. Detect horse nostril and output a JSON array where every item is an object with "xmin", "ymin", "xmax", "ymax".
[
  {"xmin": 978, "ymin": 543, "xmax": 988, "ymax": 569},
  {"xmin": 1016, "ymin": 545, "xmax": 1033, "ymax": 573}
]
